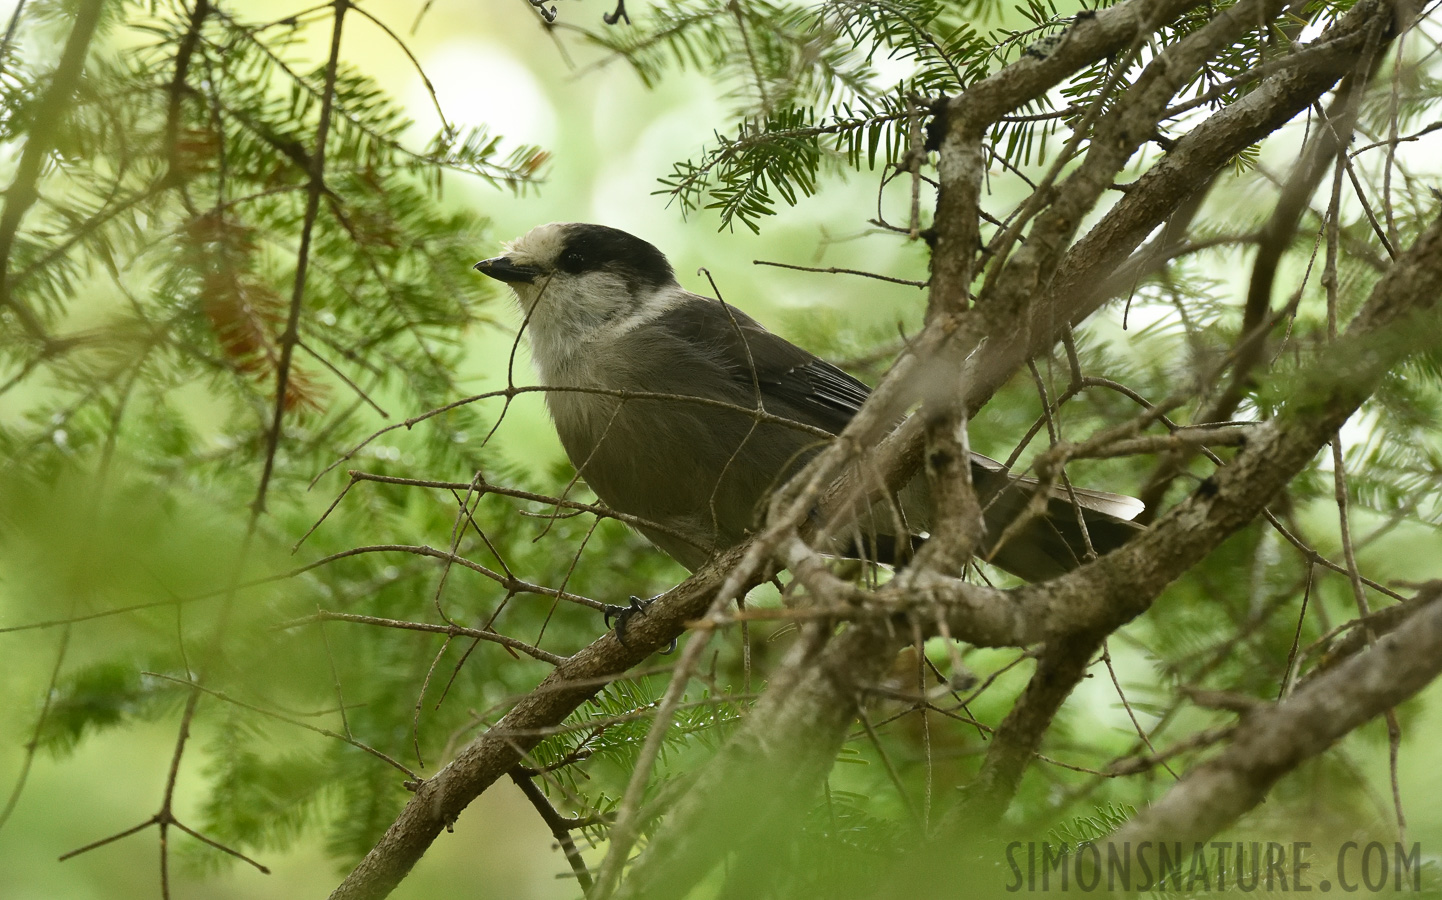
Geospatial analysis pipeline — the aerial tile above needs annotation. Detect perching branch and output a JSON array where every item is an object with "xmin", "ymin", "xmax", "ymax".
[{"xmin": 327, "ymin": 544, "xmax": 766, "ymax": 900}]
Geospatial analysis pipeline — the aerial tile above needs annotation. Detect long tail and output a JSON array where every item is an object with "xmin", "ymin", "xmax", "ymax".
[{"xmin": 971, "ymin": 456, "xmax": 1143, "ymax": 581}]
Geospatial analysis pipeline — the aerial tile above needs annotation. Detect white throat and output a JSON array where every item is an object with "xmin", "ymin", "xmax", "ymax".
[{"xmin": 514, "ymin": 277, "xmax": 685, "ymax": 385}]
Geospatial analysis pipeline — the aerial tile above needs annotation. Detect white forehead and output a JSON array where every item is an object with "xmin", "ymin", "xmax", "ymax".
[{"xmin": 502, "ymin": 222, "xmax": 574, "ymax": 263}]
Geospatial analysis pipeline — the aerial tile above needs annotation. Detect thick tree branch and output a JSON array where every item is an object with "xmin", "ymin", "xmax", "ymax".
[
  {"xmin": 1051, "ymin": 0, "xmax": 1395, "ymax": 335},
  {"xmin": 918, "ymin": 207, "xmax": 1442, "ymax": 651},
  {"xmin": 327, "ymin": 544, "xmax": 764, "ymax": 900},
  {"xmin": 884, "ymin": 0, "xmax": 1401, "ymax": 515},
  {"xmin": 955, "ymin": 632, "xmax": 1107, "ymax": 820},
  {"xmin": 327, "ymin": 3, "xmax": 1423, "ymax": 895},
  {"xmin": 901, "ymin": 0, "xmax": 1402, "ymax": 522},
  {"xmin": 646, "ymin": 207, "xmax": 1442, "ymax": 876},
  {"xmin": 972, "ymin": 0, "xmax": 1294, "ymax": 338},
  {"xmin": 930, "ymin": 0, "xmax": 1211, "ymax": 319},
  {"xmin": 1135, "ymin": 12, "xmax": 1393, "ymax": 515},
  {"xmin": 611, "ymin": 621, "xmax": 902, "ymax": 900},
  {"xmin": 691, "ymin": 204, "xmax": 1442, "ymax": 900},
  {"xmin": 1104, "ymin": 583, "xmax": 1442, "ymax": 845}
]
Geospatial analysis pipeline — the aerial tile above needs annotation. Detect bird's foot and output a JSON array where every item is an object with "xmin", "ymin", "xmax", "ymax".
[{"xmin": 603, "ymin": 595, "xmax": 676, "ymax": 653}]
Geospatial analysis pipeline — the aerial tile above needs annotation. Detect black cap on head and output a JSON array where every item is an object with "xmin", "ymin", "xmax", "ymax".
[{"xmin": 555, "ymin": 224, "xmax": 675, "ymax": 290}]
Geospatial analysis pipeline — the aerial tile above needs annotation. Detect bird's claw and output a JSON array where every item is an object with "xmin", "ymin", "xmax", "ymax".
[{"xmin": 603, "ymin": 595, "xmax": 676, "ymax": 653}]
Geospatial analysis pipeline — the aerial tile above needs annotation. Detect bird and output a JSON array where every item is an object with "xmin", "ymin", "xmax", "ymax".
[{"xmin": 474, "ymin": 222, "xmax": 1143, "ymax": 583}]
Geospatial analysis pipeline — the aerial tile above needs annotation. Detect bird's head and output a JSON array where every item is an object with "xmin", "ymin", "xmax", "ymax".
[{"xmin": 474, "ymin": 223, "xmax": 681, "ymax": 358}]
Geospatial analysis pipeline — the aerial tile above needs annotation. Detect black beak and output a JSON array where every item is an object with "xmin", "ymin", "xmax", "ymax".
[{"xmin": 473, "ymin": 256, "xmax": 539, "ymax": 284}]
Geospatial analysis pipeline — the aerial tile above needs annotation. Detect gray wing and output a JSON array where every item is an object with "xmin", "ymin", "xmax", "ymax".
[
  {"xmin": 628, "ymin": 294, "xmax": 1144, "ymax": 577},
  {"xmin": 651, "ymin": 294, "xmax": 871, "ymax": 435},
  {"xmin": 654, "ymin": 296, "xmax": 1142, "ymax": 517}
]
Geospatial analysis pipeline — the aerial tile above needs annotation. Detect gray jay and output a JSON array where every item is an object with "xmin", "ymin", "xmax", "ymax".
[{"xmin": 474, "ymin": 222, "xmax": 1142, "ymax": 582}]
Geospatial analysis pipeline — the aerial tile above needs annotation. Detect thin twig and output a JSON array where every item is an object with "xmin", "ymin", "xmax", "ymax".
[
  {"xmin": 510, "ymin": 771, "xmax": 595, "ymax": 892},
  {"xmin": 146, "ymin": 672, "xmax": 418, "ymax": 779},
  {"xmin": 752, "ymin": 258, "xmax": 927, "ymax": 287},
  {"xmin": 252, "ymin": 0, "xmax": 349, "ymax": 516},
  {"xmin": 282, "ymin": 609, "xmax": 569, "ymax": 666}
]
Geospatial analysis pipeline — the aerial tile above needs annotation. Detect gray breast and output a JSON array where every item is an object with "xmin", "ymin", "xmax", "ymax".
[{"xmin": 543, "ymin": 327, "xmax": 829, "ymax": 570}]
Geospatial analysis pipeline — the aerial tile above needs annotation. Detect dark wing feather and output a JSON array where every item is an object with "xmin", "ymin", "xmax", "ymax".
[
  {"xmin": 652, "ymin": 294, "xmax": 871, "ymax": 435},
  {"xmin": 648, "ymin": 293, "xmax": 1144, "ymax": 579}
]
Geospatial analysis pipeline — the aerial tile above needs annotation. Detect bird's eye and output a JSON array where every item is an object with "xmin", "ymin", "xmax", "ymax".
[{"xmin": 559, "ymin": 249, "xmax": 585, "ymax": 271}]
